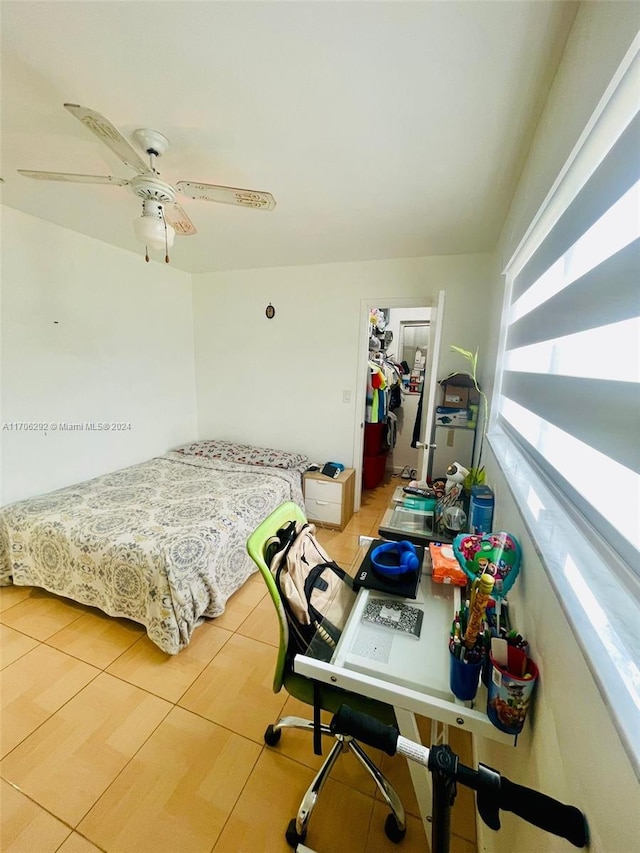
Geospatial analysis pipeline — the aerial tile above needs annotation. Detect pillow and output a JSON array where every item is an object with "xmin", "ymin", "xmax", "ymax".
[{"xmin": 172, "ymin": 439, "xmax": 308, "ymax": 470}]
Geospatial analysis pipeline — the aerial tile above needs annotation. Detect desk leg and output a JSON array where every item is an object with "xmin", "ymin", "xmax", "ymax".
[{"xmin": 394, "ymin": 708, "xmax": 449, "ymax": 849}]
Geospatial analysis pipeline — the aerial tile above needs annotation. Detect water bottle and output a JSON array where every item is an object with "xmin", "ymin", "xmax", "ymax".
[{"xmin": 469, "ymin": 485, "xmax": 494, "ymax": 534}]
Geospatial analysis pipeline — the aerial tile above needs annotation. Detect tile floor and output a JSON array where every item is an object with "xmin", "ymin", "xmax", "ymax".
[{"xmin": 0, "ymin": 477, "xmax": 477, "ymax": 853}]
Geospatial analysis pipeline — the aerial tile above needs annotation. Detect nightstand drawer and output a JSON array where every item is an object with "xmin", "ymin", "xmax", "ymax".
[
  {"xmin": 303, "ymin": 468, "xmax": 355, "ymax": 530},
  {"xmin": 304, "ymin": 478, "xmax": 342, "ymax": 504},
  {"xmin": 304, "ymin": 497, "xmax": 342, "ymax": 525}
]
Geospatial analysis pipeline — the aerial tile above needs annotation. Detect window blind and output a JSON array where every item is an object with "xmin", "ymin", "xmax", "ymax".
[{"xmin": 498, "ymin": 100, "xmax": 640, "ymax": 572}]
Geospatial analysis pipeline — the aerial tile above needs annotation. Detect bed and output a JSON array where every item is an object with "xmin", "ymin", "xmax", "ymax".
[{"xmin": 0, "ymin": 440, "xmax": 307, "ymax": 654}]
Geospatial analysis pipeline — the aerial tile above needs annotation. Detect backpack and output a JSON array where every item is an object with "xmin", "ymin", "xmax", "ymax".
[{"xmin": 266, "ymin": 520, "xmax": 356, "ymax": 660}]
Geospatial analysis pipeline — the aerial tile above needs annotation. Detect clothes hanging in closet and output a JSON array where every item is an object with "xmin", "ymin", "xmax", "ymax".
[
  {"xmin": 389, "ymin": 382, "xmax": 402, "ymax": 411},
  {"xmin": 386, "ymin": 410, "xmax": 398, "ymax": 449},
  {"xmin": 381, "ymin": 357, "xmax": 403, "ymax": 412},
  {"xmin": 366, "ymin": 360, "xmax": 388, "ymax": 423},
  {"xmin": 411, "ymin": 384, "xmax": 425, "ymax": 449}
]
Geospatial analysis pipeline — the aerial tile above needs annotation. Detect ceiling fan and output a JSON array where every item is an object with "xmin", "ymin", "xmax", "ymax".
[{"xmin": 18, "ymin": 103, "xmax": 277, "ymax": 262}]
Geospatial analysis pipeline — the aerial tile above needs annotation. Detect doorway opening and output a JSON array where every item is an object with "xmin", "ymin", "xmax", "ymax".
[{"xmin": 352, "ymin": 295, "xmax": 445, "ymax": 513}]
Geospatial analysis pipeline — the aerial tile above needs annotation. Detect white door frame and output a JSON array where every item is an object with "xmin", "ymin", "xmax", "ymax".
[
  {"xmin": 352, "ymin": 295, "xmax": 442, "ymax": 512},
  {"xmin": 417, "ymin": 289, "xmax": 446, "ymax": 483}
]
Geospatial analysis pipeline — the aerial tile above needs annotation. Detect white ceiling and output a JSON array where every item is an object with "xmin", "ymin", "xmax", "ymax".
[{"xmin": 1, "ymin": 1, "xmax": 578, "ymax": 274}]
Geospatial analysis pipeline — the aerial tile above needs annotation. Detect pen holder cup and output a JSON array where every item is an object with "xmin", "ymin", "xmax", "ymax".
[
  {"xmin": 449, "ymin": 650, "xmax": 483, "ymax": 701},
  {"xmin": 482, "ymin": 640, "xmax": 529, "ymax": 687},
  {"xmin": 487, "ymin": 648, "xmax": 539, "ymax": 734}
]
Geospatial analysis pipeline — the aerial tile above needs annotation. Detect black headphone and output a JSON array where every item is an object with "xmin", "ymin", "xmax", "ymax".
[{"xmin": 370, "ymin": 540, "xmax": 420, "ymax": 577}]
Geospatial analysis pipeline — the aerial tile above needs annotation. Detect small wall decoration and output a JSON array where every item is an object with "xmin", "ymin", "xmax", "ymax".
[{"xmin": 265, "ymin": 303, "xmax": 275, "ymax": 319}]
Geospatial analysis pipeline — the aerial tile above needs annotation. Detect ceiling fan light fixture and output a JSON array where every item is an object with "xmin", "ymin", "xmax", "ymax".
[
  {"xmin": 133, "ymin": 206, "xmax": 175, "ymax": 252},
  {"xmin": 19, "ymin": 104, "xmax": 275, "ymax": 259}
]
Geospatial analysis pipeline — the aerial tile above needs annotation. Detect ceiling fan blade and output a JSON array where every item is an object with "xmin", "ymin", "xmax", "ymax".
[
  {"xmin": 176, "ymin": 181, "xmax": 276, "ymax": 211},
  {"xmin": 18, "ymin": 170, "xmax": 130, "ymax": 186},
  {"xmin": 64, "ymin": 103, "xmax": 151, "ymax": 176},
  {"xmin": 164, "ymin": 203, "xmax": 197, "ymax": 236}
]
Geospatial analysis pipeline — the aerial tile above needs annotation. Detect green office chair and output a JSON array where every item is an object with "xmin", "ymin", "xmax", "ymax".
[{"xmin": 247, "ymin": 501, "xmax": 406, "ymax": 849}]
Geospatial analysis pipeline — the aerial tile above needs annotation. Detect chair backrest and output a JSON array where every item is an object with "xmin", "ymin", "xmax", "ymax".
[{"xmin": 246, "ymin": 500, "xmax": 308, "ymax": 694}]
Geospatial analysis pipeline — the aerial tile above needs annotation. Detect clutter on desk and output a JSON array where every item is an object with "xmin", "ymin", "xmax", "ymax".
[
  {"xmin": 442, "ymin": 505, "xmax": 467, "ymax": 535},
  {"xmin": 448, "ymin": 569, "xmax": 496, "ymax": 701},
  {"xmin": 429, "ymin": 462, "xmax": 470, "ymax": 536},
  {"xmin": 362, "ymin": 598, "xmax": 424, "ymax": 639},
  {"xmin": 449, "ymin": 647, "xmax": 484, "ymax": 700},
  {"xmin": 370, "ymin": 540, "xmax": 420, "ymax": 576},
  {"xmin": 487, "ymin": 645, "xmax": 538, "ymax": 735},
  {"xmin": 481, "ymin": 599, "xmax": 529, "ymax": 682},
  {"xmin": 404, "ymin": 494, "xmax": 437, "ymax": 512},
  {"xmin": 444, "ymin": 462, "xmax": 469, "ymax": 501},
  {"xmin": 429, "ymin": 542, "xmax": 467, "ymax": 586},
  {"xmin": 452, "ymin": 531, "xmax": 521, "ymax": 599},
  {"xmin": 353, "ymin": 538, "xmax": 423, "ymax": 599},
  {"xmin": 468, "ymin": 484, "xmax": 494, "ymax": 533},
  {"xmin": 401, "ymin": 484, "xmax": 437, "ymax": 512},
  {"xmin": 444, "ymin": 530, "xmax": 537, "ymax": 730},
  {"xmin": 464, "ymin": 572, "xmax": 495, "ymax": 648},
  {"xmin": 480, "ymin": 597, "xmax": 538, "ymax": 734}
]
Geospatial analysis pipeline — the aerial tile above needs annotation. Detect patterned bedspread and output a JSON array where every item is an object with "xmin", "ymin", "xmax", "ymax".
[{"xmin": 0, "ymin": 452, "xmax": 304, "ymax": 654}]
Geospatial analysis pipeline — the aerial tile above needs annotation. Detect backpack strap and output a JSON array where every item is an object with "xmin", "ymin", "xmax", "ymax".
[{"xmin": 313, "ymin": 681, "xmax": 322, "ymax": 756}]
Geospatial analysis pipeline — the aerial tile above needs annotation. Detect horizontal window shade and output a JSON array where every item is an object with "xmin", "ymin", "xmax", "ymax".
[
  {"xmin": 507, "ymin": 237, "xmax": 640, "ymax": 350},
  {"xmin": 505, "ymin": 318, "xmax": 640, "ymax": 383},
  {"xmin": 499, "ymin": 82, "xmax": 640, "ymax": 576},
  {"xmin": 511, "ymin": 179, "xmax": 640, "ymax": 324},
  {"xmin": 511, "ymin": 111, "xmax": 640, "ymax": 305},
  {"xmin": 500, "ymin": 373, "xmax": 640, "ymax": 473},
  {"xmin": 497, "ymin": 403, "xmax": 639, "ymax": 564},
  {"xmin": 494, "ymin": 40, "xmax": 640, "ymax": 777}
]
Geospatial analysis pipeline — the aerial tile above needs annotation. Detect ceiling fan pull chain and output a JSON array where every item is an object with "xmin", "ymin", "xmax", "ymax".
[
  {"xmin": 145, "ymin": 247, "xmax": 149, "ymax": 263},
  {"xmin": 161, "ymin": 207, "xmax": 170, "ymax": 264}
]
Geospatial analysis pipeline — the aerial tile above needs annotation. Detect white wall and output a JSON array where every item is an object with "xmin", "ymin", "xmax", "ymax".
[
  {"xmin": 192, "ymin": 253, "xmax": 493, "ymax": 468},
  {"xmin": 1, "ymin": 206, "xmax": 198, "ymax": 504},
  {"xmin": 477, "ymin": 5, "xmax": 640, "ymax": 852}
]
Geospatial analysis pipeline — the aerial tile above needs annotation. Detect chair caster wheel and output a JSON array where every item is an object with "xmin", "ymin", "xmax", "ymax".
[
  {"xmin": 285, "ymin": 818, "xmax": 306, "ymax": 848},
  {"xmin": 384, "ymin": 813, "xmax": 407, "ymax": 843},
  {"xmin": 264, "ymin": 724, "xmax": 281, "ymax": 746}
]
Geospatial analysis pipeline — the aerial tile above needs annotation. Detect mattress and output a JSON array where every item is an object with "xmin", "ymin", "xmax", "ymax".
[{"xmin": 0, "ymin": 451, "xmax": 304, "ymax": 653}]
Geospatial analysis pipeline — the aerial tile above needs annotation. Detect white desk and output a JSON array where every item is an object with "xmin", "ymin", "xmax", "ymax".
[{"xmin": 294, "ymin": 540, "xmax": 515, "ymax": 846}]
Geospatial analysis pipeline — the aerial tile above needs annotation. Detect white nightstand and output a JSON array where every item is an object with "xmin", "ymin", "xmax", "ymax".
[{"xmin": 303, "ymin": 468, "xmax": 355, "ymax": 531}]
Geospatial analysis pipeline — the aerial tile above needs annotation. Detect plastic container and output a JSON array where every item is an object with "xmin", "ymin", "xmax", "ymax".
[
  {"xmin": 449, "ymin": 650, "xmax": 483, "ymax": 701},
  {"xmin": 469, "ymin": 485, "xmax": 494, "ymax": 534},
  {"xmin": 362, "ymin": 453, "xmax": 387, "ymax": 489},
  {"xmin": 404, "ymin": 495, "xmax": 437, "ymax": 511},
  {"xmin": 487, "ymin": 647, "xmax": 538, "ymax": 734},
  {"xmin": 363, "ymin": 423, "xmax": 386, "ymax": 455}
]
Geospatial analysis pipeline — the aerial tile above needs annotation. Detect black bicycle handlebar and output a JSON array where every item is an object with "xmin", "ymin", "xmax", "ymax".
[
  {"xmin": 498, "ymin": 774, "xmax": 588, "ymax": 848},
  {"xmin": 331, "ymin": 705, "xmax": 589, "ymax": 849},
  {"xmin": 331, "ymin": 703, "xmax": 399, "ymax": 754}
]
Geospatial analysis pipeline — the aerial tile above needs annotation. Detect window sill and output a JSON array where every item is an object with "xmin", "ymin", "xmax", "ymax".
[{"xmin": 487, "ymin": 427, "xmax": 640, "ymax": 779}]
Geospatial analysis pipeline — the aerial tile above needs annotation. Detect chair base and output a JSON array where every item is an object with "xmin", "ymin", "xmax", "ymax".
[{"xmin": 265, "ymin": 715, "xmax": 406, "ymax": 848}]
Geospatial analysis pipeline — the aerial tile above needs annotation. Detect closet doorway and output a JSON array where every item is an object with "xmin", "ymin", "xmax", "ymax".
[{"xmin": 352, "ymin": 292, "xmax": 446, "ymax": 512}]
